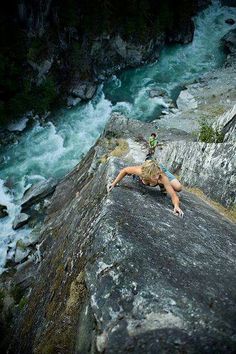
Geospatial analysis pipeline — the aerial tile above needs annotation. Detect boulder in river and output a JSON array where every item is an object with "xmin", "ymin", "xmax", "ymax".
[
  {"xmin": 13, "ymin": 213, "xmax": 30, "ymax": 230},
  {"xmin": 7, "ymin": 117, "xmax": 29, "ymax": 132},
  {"xmin": 149, "ymin": 88, "xmax": 166, "ymax": 98},
  {"xmin": 70, "ymin": 81, "xmax": 97, "ymax": 101},
  {"xmin": 0, "ymin": 204, "xmax": 8, "ymax": 218},
  {"xmin": 225, "ymin": 18, "xmax": 235, "ymax": 25},
  {"xmin": 176, "ymin": 90, "xmax": 198, "ymax": 110},
  {"xmin": 66, "ymin": 96, "xmax": 81, "ymax": 107}
]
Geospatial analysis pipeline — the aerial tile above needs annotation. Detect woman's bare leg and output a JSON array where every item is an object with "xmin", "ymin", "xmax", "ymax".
[{"xmin": 170, "ymin": 178, "xmax": 182, "ymax": 192}]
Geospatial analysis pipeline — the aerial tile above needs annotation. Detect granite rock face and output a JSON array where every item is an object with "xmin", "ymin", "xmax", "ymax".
[
  {"xmin": 90, "ymin": 34, "xmax": 164, "ymax": 78},
  {"xmin": 213, "ymin": 104, "xmax": 236, "ymax": 143},
  {"xmin": 9, "ymin": 119, "xmax": 236, "ymax": 353},
  {"xmin": 69, "ymin": 81, "xmax": 97, "ymax": 101},
  {"xmin": 156, "ymin": 61, "xmax": 236, "ymax": 133},
  {"xmin": 12, "ymin": 213, "xmax": 30, "ymax": 230},
  {"xmin": 157, "ymin": 105, "xmax": 236, "ymax": 207},
  {"xmin": 166, "ymin": 19, "xmax": 194, "ymax": 44},
  {"xmin": 157, "ymin": 141, "xmax": 235, "ymax": 207},
  {"xmin": 21, "ymin": 178, "xmax": 58, "ymax": 211}
]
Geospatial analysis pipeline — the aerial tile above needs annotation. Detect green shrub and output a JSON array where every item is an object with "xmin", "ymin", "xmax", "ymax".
[
  {"xmin": 198, "ymin": 119, "xmax": 224, "ymax": 143},
  {"xmin": 18, "ymin": 296, "xmax": 27, "ymax": 310}
]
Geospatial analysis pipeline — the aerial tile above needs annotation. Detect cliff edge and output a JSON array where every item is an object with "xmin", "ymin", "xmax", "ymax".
[{"xmin": 9, "ymin": 116, "xmax": 236, "ymax": 353}]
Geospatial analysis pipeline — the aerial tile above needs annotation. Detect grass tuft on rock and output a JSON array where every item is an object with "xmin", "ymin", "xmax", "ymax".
[
  {"xmin": 110, "ymin": 139, "xmax": 129, "ymax": 157},
  {"xmin": 198, "ymin": 119, "xmax": 224, "ymax": 143}
]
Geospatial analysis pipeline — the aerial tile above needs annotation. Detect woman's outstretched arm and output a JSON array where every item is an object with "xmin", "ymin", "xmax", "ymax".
[
  {"xmin": 161, "ymin": 175, "xmax": 184, "ymax": 217},
  {"xmin": 107, "ymin": 166, "xmax": 141, "ymax": 192}
]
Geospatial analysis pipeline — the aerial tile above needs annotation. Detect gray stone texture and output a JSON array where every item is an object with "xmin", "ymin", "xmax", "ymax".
[
  {"xmin": 21, "ymin": 178, "xmax": 57, "ymax": 211},
  {"xmin": 10, "ymin": 130, "xmax": 236, "ymax": 353},
  {"xmin": 157, "ymin": 141, "xmax": 235, "ymax": 207},
  {"xmin": 12, "ymin": 213, "xmax": 30, "ymax": 230}
]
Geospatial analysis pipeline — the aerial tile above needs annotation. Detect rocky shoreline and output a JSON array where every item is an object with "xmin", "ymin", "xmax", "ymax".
[
  {"xmin": 1, "ymin": 22, "xmax": 235, "ymax": 147},
  {"xmin": 0, "ymin": 0, "xmax": 214, "ymax": 128}
]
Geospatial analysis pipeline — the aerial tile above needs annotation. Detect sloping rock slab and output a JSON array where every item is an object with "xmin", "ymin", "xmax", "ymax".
[
  {"xmin": 21, "ymin": 178, "xmax": 58, "ymax": 211},
  {"xmin": 213, "ymin": 104, "xmax": 236, "ymax": 143},
  {"xmin": 157, "ymin": 141, "xmax": 236, "ymax": 207},
  {"xmin": 10, "ymin": 148, "xmax": 236, "ymax": 354},
  {"xmin": 105, "ymin": 113, "xmax": 193, "ymax": 142},
  {"xmin": 14, "ymin": 245, "xmax": 30, "ymax": 264}
]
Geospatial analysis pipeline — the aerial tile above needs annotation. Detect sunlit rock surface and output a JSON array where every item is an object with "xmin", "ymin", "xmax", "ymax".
[
  {"xmin": 10, "ymin": 119, "xmax": 236, "ymax": 354},
  {"xmin": 158, "ymin": 141, "xmax": 235, "ymax": 207},
  {"xmin": 213, "ymin": 103, "xmax": 236, "ymax": 143},
  {"xmin": 157, "ymin": 63, "xmax": 236, "ymax": 133},
  {"xmin": 157, "ymin": 106, "xmax": 236, "ymax": 207}
]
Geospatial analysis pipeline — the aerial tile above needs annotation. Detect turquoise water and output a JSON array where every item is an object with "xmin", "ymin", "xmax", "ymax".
[
  {"xmin": 104, "ymin": 1, "xmax": 235, "ymax": 121},
  {"xmin": 0, "ymin": 0, "xmax": 235, "ymax": 273}
]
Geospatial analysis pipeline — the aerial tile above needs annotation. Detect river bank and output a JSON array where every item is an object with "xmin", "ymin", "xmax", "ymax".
[{"xmin": 1, "ymin": 0, "xmax": 212, "ymax": 127}]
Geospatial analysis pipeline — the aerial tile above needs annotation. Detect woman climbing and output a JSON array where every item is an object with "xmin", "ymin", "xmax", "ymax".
[{"xmin": 107, "ymin": 159, "xmax": 184, "ymax": 217}]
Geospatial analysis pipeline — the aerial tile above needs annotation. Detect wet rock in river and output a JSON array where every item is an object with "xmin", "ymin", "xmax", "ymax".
[
  {"xmin": 149, "ymin": 88, "xmax": 166, "ymax": 98},
  {"xmin": 0, "ymin": 204, "xmax": 8, "ymax": 218},
  {"xmin": 12, "ymin": 213, "xmax": 30, "ymax": 230},
  {"xmin": 66, "ymin": 96, "xmax": 81, "ymax": 107},
  {"xmin": 70, "ymin": 81, "xmax": 97, "ymax": 101},
  {"xmin": 14, "ymin": 241, "xmax": 31, "ymax": 264},
  {"xmin": 176, "ymin": 90, "xmax": 198, "ymax": 110},
  {"xmin": 225, "ymin": 18, "xmax": 235, "ymax": 25}
]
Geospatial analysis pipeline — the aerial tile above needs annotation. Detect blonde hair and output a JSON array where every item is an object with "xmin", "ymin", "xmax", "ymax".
[{"xmin": 141, "ymin": 160, "xmax": 162, "ymax": 180}]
